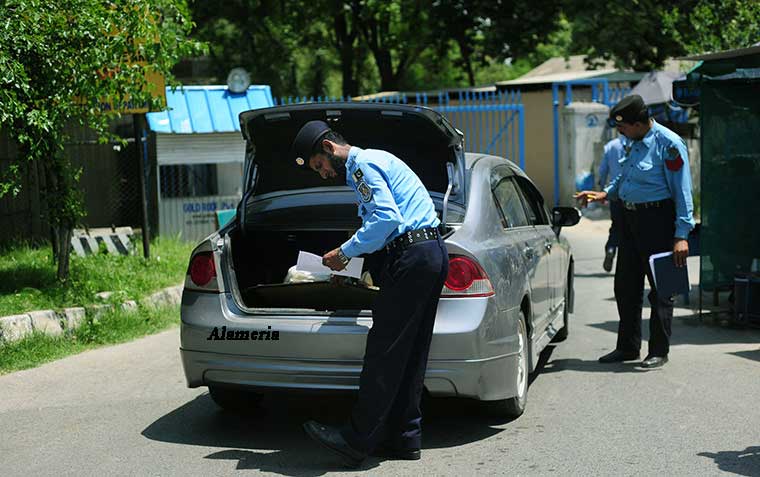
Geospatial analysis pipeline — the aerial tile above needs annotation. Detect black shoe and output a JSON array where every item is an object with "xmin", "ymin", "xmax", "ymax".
[
  {"xmin": 640, "ymin": 356, "xmax": 668, "ymax": 368},
  {"xmin": 371, "ymin": 445, "xmax": 421, "ymax": 461},
  {"xmin": 603, "ymin": 248, "xmax": 616, "ymax": 272},
  {"xmin": 598, "ymin": 349, "xmax": 640, "ymax": 363},
  {"xmin": 303, "ymin": 420, "xmax": 367, "ymax": 467}
]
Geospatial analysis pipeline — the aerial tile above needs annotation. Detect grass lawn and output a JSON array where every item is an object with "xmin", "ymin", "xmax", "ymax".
[
  {"xmin": 0, "ymin": 304, "xmax": 179, "ymax": 374},
  {"xmin": 0, "ymin": 237, "xmax": 194, "ymax": 316}
]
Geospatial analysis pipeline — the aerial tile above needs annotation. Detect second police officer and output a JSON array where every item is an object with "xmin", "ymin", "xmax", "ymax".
[
  {"xmin": 291, "ymin": 120, "xmax": 449, "ymax": 466},
  {"xmin": 576, "ymin": 94, "xmax": 695, "ymax": 369},
  {"xmin": 598, "ymin": 134, "xmax": 629, "ymax": 272}
]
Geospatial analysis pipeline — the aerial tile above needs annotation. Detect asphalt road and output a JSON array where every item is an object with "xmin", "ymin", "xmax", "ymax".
[{"xmin": 2, "ymin": 218, "xmax": 759, "ymax": 476}]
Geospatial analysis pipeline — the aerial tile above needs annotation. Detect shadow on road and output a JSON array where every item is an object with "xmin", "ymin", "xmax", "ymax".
[
  {"xmin": 729, "ymin": 349, "xmax": 760, "ymax": 363},
  {"xmin": 538, "ymin": 346, "xmax": 648, "ymax": 375},
  {"xmin": 541, "ymin": 358, "xmax": 648, "ymax": 374},
  {"xmin": 698, "ymin": 446, "xmax": 760, "ymax": 476},
  {"xmin": 588, "ymin": 316, "xmax": 760, "ymax": 346},
  {"xmin": 574, "ymin": 272, "xmax": 615, "ymax": 279},
  {"xmin": 142, "ymin": 386, "xmax": 510, "ymax": 474}
]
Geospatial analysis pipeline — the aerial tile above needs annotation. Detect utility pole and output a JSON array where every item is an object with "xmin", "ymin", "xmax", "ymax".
[{"xmin": 133, "ymin": 113, "xmax": 150, "ymax": 259}]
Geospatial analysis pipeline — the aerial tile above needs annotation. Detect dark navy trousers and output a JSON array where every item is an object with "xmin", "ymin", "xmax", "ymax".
[
  {"xmin": 614, "ymin": 200, "xmax": 675, "ymax": 357},
  {"xmin": 341, "ymin": 236, "xmax": 448, "ymax": 452},
  {"xmin": 605, "ymin": 199, "xmax": 623, "ymax": 251}
]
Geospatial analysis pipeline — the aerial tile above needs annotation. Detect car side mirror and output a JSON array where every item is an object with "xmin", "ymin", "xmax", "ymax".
[{"xmin": 552, "ymin": 206, "xmax": 582, "ymax": 228}]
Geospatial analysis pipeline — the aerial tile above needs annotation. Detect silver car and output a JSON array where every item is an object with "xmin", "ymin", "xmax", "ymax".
[{"xmin": 180, "ymin": 103, "xmax": 580, "ymax": 417}]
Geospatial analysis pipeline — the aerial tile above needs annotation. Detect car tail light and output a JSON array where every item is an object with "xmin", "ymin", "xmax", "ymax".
[
  {"xmin": 187, "ymin": 251, "xmax": 219, "ymax": 291},
  {"xmin": 442, "ymin": 255, "xmax": 495, "ymax": 297}
]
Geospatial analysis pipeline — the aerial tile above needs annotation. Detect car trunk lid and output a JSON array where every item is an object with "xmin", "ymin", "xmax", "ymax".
[{"xmin": 238, "ymin": 103, "xmax": 466, "ymax": 220}]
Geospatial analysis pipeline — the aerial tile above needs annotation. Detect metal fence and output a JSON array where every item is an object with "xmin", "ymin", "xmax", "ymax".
[
  {"xmin": 275, "ymin": 90, "xmax": 526, "ymax": 169},
  {"xmin": 0, "ymin": 120, "xmax": 144, "ymax": 246}
]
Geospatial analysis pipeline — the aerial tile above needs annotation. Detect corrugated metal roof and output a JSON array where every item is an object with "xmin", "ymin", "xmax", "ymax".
[
  {"xmin": 519, "ymin": 55, "xmax": 617, "ymax": 79},
  {"xmin": 497, "ymin": 69, "xmax": 617, "ymax": 86},
  {"xmin": 147, "ymin": 85, "xmax": 274, "ymax": 134},
  {"xmin": 679, "ymin": 45, "xmax": 760, "ymax": 62}
]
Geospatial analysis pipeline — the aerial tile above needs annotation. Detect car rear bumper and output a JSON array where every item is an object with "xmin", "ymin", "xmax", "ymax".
[
  {"xmin": 180, "ymin": 347, "xmax": 518, "ymax": 401},
  {"xmin": 180, "ymin": 290, "xmax": 522, "ymax": 401}
]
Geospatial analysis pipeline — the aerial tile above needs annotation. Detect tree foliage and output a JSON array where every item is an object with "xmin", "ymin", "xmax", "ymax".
[
  {"xmin": 563, "ymin": 0, "xmax": 696, "ymax": 71},
  {"xmin": 563, "ymin": 0, "xmax": 760, "ymax": 71},
  {"xmin": 0, "ymin": 0, "xmax": 204, "ymax": 280},
  {"xmin": 664, "ymin": 0, "xmax": 760, "ymax": 56},
  {"xmin": 189, "ymin": 0, "xmax": 565, "ymax": 96}
]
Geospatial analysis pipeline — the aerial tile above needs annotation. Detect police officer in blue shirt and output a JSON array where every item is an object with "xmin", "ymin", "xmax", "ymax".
[
  {"xmin": 292, "ymin": 120, "xmax": 449, "ymax": 466},
  {"xmin": 599, "ymin": 136, "xmax": 629, "ymax": 272},
  {"xmin": 576, "ymin": 95, "xmax": 695, "ymax": 369}
]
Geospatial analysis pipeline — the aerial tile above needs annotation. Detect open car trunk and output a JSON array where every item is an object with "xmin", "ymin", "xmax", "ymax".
[
  {"xmin": 228, "ymin": 103, "xmax": 466, "ymax": 312},
  {"xmin": 228, "ymin": 225, "xmax": 382, "ymax": 312}
]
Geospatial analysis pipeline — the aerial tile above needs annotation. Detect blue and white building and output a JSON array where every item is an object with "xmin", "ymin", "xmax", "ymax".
[{"xmin": 147, "ymin": 85, "xmax": 273, "ymax": 241}]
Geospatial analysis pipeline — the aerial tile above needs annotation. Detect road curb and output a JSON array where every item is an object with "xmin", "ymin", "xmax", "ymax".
[{"xmin": 0, "ymin": 284, "xmax": 183, "ymax": 344}]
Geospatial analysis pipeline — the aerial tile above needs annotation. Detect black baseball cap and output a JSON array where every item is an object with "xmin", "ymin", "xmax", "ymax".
[
  {"xmin": 608, "ymin": 94, "xmax": 648, "ymax": 127},
  {"xmin": 291, "ymin": 120, "xmax": 331, "ymax": 168}
]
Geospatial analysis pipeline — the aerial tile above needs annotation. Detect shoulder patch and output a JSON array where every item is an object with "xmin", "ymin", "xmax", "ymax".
[
  {"xmin": 357, "ymin": 181, "xmax": 373, "ymax": 202},
  {"xmin": 352, "ymin": 168, "xmax": 364, "ymax": 182},
  {"xmin": 665, "ymin": 147, "xmax": 684, "ymax": 172}
]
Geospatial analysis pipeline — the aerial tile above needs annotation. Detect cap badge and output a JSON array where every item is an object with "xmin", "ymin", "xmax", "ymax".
[
  {"xmin": 295, "ymin": 157, "xmax": 305, "ymax": 166},
  {"xmin": 615, "ymin": 115, "xmax": 623, "ymax": 122}
]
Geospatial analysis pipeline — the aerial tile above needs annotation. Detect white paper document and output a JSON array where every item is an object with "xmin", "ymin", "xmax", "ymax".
[
  {"xmin": 648, "ymin": 251, "xmax": 673, "ymax": 289},
  {"xmin": 296, "ymin": 251, "xmax": 364, "ymax": 279}
]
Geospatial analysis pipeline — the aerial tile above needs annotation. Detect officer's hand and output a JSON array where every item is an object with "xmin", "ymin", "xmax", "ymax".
[
  {"xmin": 673, "ymin": 239, "xmax": 689, "ymax": 268},
  {"xmin": 573, "ymin": 190, "xmax": 607, "ymax": 208},
  {"xmin": 322, "ymin": 248, "xmax": 346, "ymax": 271}
]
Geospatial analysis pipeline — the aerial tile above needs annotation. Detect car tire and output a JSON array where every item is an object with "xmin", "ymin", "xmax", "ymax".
[
  {"xmin": 484, "ymin": 312, "xmax": 529, "ymax": 419},
  {"xmin": 208, "ymin": 386, "xmax": 264, "ymax": 412},
  {"xmin": 552, "ymin": 282, "xmax": 570, "ymax": 343}
]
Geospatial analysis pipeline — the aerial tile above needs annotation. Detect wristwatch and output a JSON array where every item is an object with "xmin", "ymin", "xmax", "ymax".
[{"xmin": 337, "ymin": 249, "xmax": 351, "ymax": 267}]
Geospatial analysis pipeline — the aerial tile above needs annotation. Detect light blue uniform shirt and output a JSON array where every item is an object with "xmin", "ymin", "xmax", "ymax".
[
  {"xmin": 340, "ymin": 147, "xmax": 440, "ymax": 257},
  {"xmin": 598, "ymin": 136, "xmax": 627, "ymax": 188},
  {"xmin": 604, "ymin": 120, "xmax": 695, "ymax": 239}
]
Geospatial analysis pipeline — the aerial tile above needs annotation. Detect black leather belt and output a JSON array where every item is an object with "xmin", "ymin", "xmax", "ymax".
[
  {"xmin": 623, "ymin": 199, "xmax": 672, "ymax": 211},
  {"xmin": 385, "ymin": 227, "xmax": 440, "ymax": 253}
]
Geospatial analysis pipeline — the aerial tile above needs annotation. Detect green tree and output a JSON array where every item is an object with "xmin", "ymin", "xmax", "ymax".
[
  {"xmin": 428, "ymin": 0, "xmax": 564, "ymax": 87},
  {"xmin": 564, "ymin": 0, "xmax": 694, "ymax": 71},
  {"xmin": 191, "ymin": 0, "xmax": 570, "ymax": 95},
  {"xmin": 0, "ymin": 0, "xmax": 204, "ymax": 280},
  {"xmin": 664, "ymin": 0, "xmax": 760, "ymax": 55},
  {"xmin": 191, "ymin": 0, "xmax": 311, "ymax": 96},
  {"xmin": 355, "ymin": 0, "xmax": 441, "ymax": 91}
]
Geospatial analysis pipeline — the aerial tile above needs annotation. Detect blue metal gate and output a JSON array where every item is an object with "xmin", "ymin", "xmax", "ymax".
[{"xmin": 276, "ymin": 90, "xmax": 526, "ymax": 169}]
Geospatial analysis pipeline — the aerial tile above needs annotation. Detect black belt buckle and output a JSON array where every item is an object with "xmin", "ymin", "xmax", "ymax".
[
  {"xmin": 624, "ymin": 199, "xmax": 665, "ymax": 211},
  {"xmin": 386, "ymin": 227, "xmax": 438, "ymax": 253}
]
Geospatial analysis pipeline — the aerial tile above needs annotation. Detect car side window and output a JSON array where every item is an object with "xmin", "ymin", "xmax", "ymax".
[
  {"xmin": 493, "ymin": 178, "xmax": 530, "ymax": 228},
  {"xmin": 514, "ymin": 177, "xmax": 549, "ymax": 226}
]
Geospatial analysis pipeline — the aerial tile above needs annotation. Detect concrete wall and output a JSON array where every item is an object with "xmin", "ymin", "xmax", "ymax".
[{"xmin": 519, "ymin": 87, "xmax": 610, "ymax": 207}]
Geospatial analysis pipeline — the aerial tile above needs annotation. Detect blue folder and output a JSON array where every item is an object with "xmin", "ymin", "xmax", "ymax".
[{"xmin": 649, "ymin": 252, "xmax": 690, "ymax": 298}]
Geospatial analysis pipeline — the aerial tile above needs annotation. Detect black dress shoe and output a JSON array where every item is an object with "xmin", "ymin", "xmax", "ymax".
[
  {"xmin": 598, "ymin": 349, "xmax": 640, "ymax": 363},
  {"xmin": 640, "ymin": 356, "xmax": 668, "ymax": 368},
  {"xmin": 371, "ymin": 445, "xmax": 421, "ymax": 461},
  {"xmin": 303, "ymin": 420, "xmax": 367, "ymax": 467}
]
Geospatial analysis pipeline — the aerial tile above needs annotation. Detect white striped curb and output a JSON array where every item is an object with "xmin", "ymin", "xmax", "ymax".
[{"xmin": 0, "ymin": 284, "xmax": 183, "ymax": 344}]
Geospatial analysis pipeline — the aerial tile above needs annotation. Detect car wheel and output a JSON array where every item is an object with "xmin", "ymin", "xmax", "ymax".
[
  {"xmin": 485, "ymin": 313, "xmax": 529, "ymax": 418},
  {"xmin": 208, "ymin": 386, "xmax": 264, "ymax": 413},
  {"xmin": 552, "ymin": 282, "xmax": 570, "ymax": 342}
]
